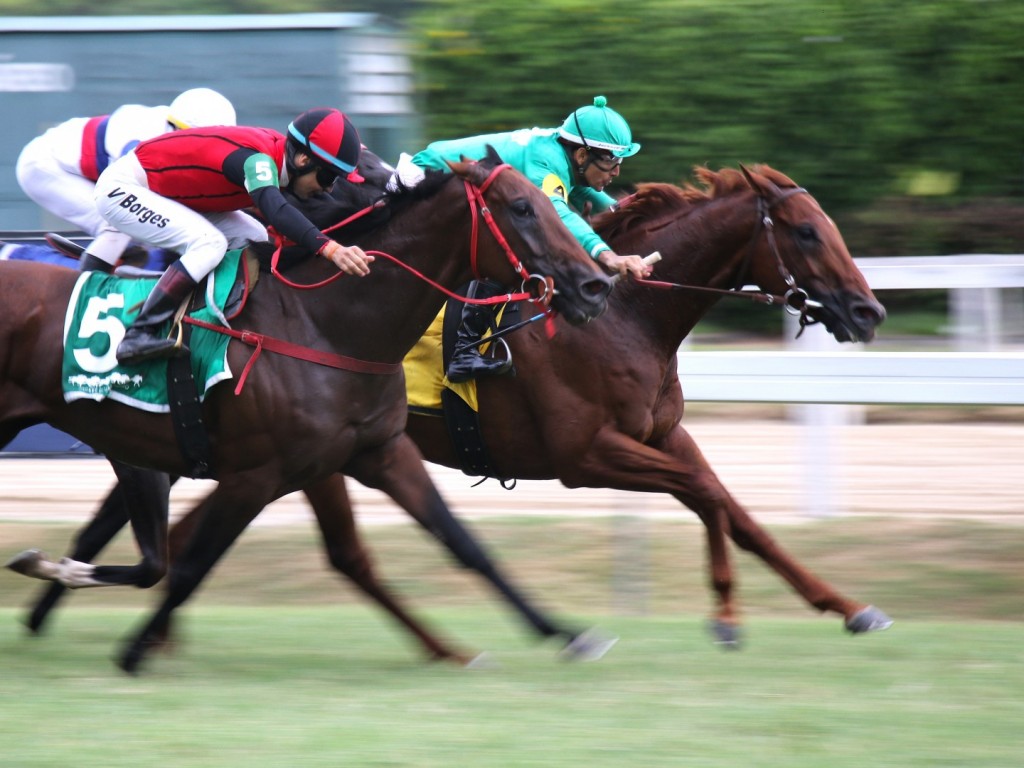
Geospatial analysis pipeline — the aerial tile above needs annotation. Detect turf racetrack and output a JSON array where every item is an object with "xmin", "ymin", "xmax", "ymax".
[{"xmin": 2, "ymin": 513, "xmax": 1022, "ymax": 768}]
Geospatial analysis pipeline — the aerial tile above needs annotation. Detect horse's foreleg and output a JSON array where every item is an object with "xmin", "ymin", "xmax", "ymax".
[
  {"xmin": 589, "ymin": 430, "xmax": 892, "ymax": 638},
  {"xmin": 303, "ymin": 474, "xmax": 475, "ymax": 665},
  {"xmin": 658, "ymin": 426, "xmax": 891, "ymax": 635},
  {"xmin": 120, "ymin": 483, "xmax": 264, "ymax": 674},
  {"xmin": 569, "ymin": 427, "xmax": 742, "ymax": 643},
  {"xmin": 69, "ymin": 462, "xmax": 171, "ymax": 588},
  {"xmin": 27, "ymin": 475, "xmax": 183, "ymax": 635},
  {"xmin": 346, "ymin": 435, "xmax": 615, "ymax": 660},
  {"xmin": 105, "ymin": 463, "xmax": 171, "ymax": 587}
]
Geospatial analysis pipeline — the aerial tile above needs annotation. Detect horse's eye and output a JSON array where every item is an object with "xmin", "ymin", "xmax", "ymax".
[
  {"xmin": 794, "ymin": 224, "xmax": 818, "ymax": 245},
  {"xmin": 511, "ymin": 199, "xmax": 534, "ymax": 218}
]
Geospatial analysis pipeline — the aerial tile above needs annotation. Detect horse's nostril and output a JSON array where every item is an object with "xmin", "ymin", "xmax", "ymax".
[
  {"xmin": 853, "ymin": 301, "xmax": 886, "ymax": 328},
  {"xmin": 583, "ymin": 278, "xmax": 612, "ymax": 299}
]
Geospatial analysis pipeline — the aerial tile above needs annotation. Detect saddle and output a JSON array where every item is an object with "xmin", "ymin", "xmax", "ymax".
[{"xmin": 46, "ymin": 232, "xmax": 260, "ymax": 319}]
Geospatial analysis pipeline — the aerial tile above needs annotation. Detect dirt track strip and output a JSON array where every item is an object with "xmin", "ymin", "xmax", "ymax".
[{"xmin": 1, "ymin": 420, "xmax": 1022, "ymax": 527}]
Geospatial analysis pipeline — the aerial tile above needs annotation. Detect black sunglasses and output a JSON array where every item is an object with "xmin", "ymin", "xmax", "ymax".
[{"xmin": 315, "ymin": 165, "xmax": 340, "ymax": 188}]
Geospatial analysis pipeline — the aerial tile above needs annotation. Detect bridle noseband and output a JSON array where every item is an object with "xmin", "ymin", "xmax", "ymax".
[{"xmin": 753, "ymin": 186, "xmax": 824, "ymax": 328}]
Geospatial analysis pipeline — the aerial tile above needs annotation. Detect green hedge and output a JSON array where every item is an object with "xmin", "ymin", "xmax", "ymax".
[
  {"xmin": 410, "ymin": 0, "xmax": 1024, "ymax": 253},
  {"xmin": 8, "ymin": 0, "xmax": 1022, "ymax": 254}
]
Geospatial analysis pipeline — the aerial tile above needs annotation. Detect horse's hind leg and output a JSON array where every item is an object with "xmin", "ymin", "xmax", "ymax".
[
  {"xmin": 303, "ymin": 474, "xmax": 475, "ymax": 665},
  {"xmin": 345, "ymin": 435, "xmax": 614, "ymax": 661},
  {"xmin": 10, "ymin": 462, "xmax": 171, "ymax": 589}
]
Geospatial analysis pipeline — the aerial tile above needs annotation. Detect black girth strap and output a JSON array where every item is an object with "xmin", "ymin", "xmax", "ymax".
[
  {"xmin": 166, "ymin": 320, "xmax": 214, "ymax": 479},
  {"xmin": 440, "ymin": 289, "xmax": 501, "ymax": 479}
]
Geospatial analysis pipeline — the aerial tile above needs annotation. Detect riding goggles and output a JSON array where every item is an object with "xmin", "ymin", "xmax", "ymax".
[{"xmin": 588, "ymin": 151, "xmax": 623, "ymax": 172}]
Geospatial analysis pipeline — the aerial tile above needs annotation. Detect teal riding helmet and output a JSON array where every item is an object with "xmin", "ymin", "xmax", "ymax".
[{"xmin": 558, "ymin": 95, "xmax": 640, "ymax": 158}]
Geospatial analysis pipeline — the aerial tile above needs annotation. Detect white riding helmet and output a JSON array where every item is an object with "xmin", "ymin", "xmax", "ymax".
[{"xmin": 167, "ymin": 87, "xmax": 237, "ymax": 130}]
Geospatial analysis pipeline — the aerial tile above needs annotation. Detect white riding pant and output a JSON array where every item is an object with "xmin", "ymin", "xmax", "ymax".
[
  {"xmin": 89, "ymin": 153, "xmax": 267, "ymax": 280},
  {"xmin": 16, "ymin": 127, "xmax": 109, "ymax": 235}
]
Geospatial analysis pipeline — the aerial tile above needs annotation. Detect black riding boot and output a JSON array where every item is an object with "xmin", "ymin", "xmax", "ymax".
[
  {"xmin": 116, "ymin": 261, "xmax": 197, "ymax": 366},
  {"xmin": 78, "ymin": 253, "xmax": 114, "ymax": 274},
  {"xmin": 446, "ymin": 280, "xmax": 513, "ymax": 383}
]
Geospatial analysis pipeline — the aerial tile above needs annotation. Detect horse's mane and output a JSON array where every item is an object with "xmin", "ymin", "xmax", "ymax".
[
  {"xmin": 596, "ymin": 163, "xmax": 799, "ymax": 240},
  {"xmin": 289, "ymin": 166, "xmax": 456, "ymax": 238},
  {"xmin": 376, "ymin": 168, "xmax": 455, "ymax": 224},
  {"xmin": 254, "ymin": 154, "xmax": 481, "ymax": 268},
  {"xmin": 301, "ymin": 145, "xmax": 507, "ymax": 239}
]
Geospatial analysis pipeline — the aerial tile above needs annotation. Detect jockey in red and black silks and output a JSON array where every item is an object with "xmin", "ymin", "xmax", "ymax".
[
  {"xmin": 82, "ymin": 108, "xmax": 375, "ymax": 367},
  {"xmin": 135, "ymin": 127, "xmax": 290, "ymax": 213}
]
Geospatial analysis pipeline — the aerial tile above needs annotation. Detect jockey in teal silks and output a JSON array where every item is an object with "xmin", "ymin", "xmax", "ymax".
[{"xmin": 391, "ymin": 95, "xmax": 651, "ymax": 382}]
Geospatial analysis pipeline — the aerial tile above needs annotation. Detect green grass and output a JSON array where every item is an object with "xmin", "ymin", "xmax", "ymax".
[
  {"xmin": 1, "ymin": 517, "xmax": 1022, "ymax": 766},
  {"xmin": 0, "ymin": 608, "xmax": 1021, "ymax": 767}
]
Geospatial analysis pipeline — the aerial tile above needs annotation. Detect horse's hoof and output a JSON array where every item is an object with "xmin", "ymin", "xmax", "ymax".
[
  {"xmin": 118, "ymin": 636, "xmax": 152, "ymax": 675},
  {"xmin": 845, "ymin": 605, "xmax": 894, "ymax": 634},
  {"xmin": 6, "ymin": 548, "xmax": 41, "ymax": 574},
  {"xmin": 23, "ymin": 609, "xmax": 48, "ymax": 635},
  {"xmin": 118, "ymin": 648, "xmax": 143, "ymax": 675},
  {"xmin": 5, "ymin": 549, "xmax": 53, "ymax": 580},
  {"xmin": 465, "ymin": 652, "xmax": 499, "ymax": 670},
  {"xmin": 708, "ymin": 619, "xmax": 743, "ymax": 649},
  {"xmin": 559, "ymin": 627, "xmax": 618, "ymax": 662}
]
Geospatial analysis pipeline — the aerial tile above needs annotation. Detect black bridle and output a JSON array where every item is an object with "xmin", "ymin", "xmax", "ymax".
[
  {"xmin": 749, "ymin": 186, "xmax": 825, "ymax": 331},
  {"xmin": 629, "ymin": 184, "xmax": 824, "ymax": 335}
]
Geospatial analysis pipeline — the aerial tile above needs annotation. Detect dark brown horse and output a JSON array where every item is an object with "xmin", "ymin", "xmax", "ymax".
[
  {"xmin": 1, "ymin": 153, "xmax": 612, "ymax": 671},
  {"xmin": 18, "ymin": 163, "xmax": 890, "ymax": 656}
]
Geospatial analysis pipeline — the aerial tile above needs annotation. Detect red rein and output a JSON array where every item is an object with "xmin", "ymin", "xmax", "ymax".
[{"xmin": 185, "ymin": 162, "xmax": 557, "ymax": 393}]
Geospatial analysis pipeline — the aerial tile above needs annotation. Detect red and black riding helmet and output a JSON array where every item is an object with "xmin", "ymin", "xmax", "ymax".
[{"xmin": 286, "ymin": 107, "xmax": 362, "ymax": 182}]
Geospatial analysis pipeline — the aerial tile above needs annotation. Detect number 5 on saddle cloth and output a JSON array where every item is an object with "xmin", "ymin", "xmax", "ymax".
[{"xmin": 60, "ymin": 249, "xmax": 254, "ymax": 478}]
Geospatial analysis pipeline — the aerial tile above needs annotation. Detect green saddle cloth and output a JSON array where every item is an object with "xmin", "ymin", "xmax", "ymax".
[{"xmin": 61, "ymin": 250, "xmax": 243, "ymax": 412}]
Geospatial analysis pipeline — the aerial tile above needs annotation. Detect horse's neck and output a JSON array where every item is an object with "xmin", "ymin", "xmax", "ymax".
[
  {"xmin": 611, "ymin": 194, "xmax": 758, "ymax": 353},
  {"xmin": 253, "ymin": 203, "xmax": 471, "ymax": 364}
]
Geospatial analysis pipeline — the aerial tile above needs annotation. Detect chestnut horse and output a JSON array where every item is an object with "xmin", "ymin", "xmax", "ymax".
[
  {"xmin": 319, "ymin": 163, "xmax": 892, "ymax": 642},
  {"xmin": 1, "ymin": 153, "xmax": 612, "ymax": 671},
  {"xmin": 407, "ymin": 165, "xmax": 893, "ymax": 641},
  {"xmin": 16, "ymin": 163, "xmax": 891, "ymax": 661}
]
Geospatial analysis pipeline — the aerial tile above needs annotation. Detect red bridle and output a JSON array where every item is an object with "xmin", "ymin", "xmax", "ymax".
[
  {"xmin": 266, "ymin": 162, "xmax": 552, "ymax": 310},
  {"xmin": 183, "ymin": 162, "xmax": 560, "ymax": 392}
]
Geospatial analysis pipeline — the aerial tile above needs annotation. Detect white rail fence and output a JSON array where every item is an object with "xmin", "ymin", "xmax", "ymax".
[{"xmin": 677, "ymin": 254, "xmax": 1024, "ymax": 517}]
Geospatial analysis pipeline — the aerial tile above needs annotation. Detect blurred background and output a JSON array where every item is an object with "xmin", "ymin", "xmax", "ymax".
[{"xmin": 2, "ymin": 0, "xmax": 1023, "ymax": 341}]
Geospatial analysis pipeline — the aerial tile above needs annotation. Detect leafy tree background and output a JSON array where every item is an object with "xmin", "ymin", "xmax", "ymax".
[{"xmin": 4, "ymin": 0, "xmax": 1022, "ymax": 259}]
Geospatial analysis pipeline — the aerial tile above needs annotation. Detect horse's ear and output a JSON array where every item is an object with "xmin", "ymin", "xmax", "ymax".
[
  {"xmin": 482, "ymin": 144, "xmax": 503, "ymax": 167},
  {"xmin": 446, "ymin": 157, "xmax": 472, "ymax": 177},
  {"xmin": 739, "ymin": 163, "xmax": 771, "ymax": 197},
  {"xmin": 739, "ymin": 163, "xmax": 758, "ymax": 189},
  {"xmin": 447, "ymin": 155, "xmax": 489, "ymax": 185}
]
